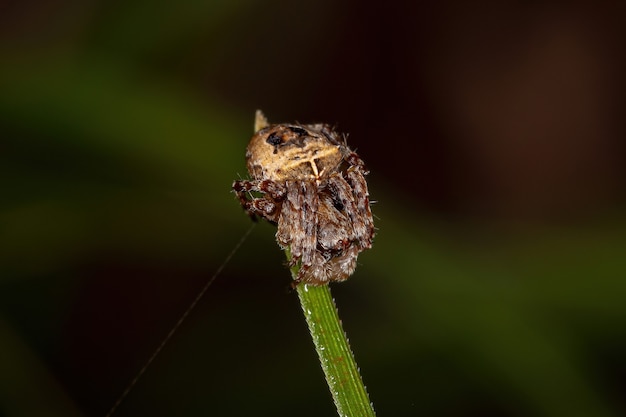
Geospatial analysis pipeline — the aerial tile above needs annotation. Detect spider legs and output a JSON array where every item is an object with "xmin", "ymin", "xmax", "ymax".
[
  {"xmin": 328, "ymin": 244, "xmax": 359, "ymax": 282},
  {"xmin": 344, "ymin": 167, "xmax": 374, "ymax": 247},
  {"xmin": 326, "ymin": 171, "xmax": 373, "ymax": 249},
  {"xmin": 232, "ymin": 179, "xmax": 286, "ymax": 223},
  {"xmin": 276, "ymin": 181, "xmax": 322, "ymax": 283},
  {"xmin": 345, "ymin": 151, "xmax": 368, "ymax": 173}
]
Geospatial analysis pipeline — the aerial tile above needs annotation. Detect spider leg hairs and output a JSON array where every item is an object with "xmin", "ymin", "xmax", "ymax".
[{"xmin": 233, "ymin": 111, "xmax": 375, "ymax": 285}]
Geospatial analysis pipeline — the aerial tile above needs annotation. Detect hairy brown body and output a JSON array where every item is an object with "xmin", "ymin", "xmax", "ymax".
[{"xmin": 233, "ymin": 112, "xmax": 374, "ymax": 285}]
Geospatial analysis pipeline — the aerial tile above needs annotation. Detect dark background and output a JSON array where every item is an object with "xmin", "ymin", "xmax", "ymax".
[{"xmin": 1, "ymin": 1, "xmax": 625, "ymax": 416}]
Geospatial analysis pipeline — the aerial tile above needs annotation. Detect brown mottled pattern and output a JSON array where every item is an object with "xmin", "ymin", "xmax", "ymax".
[{"xmin": 233, "ymin": 112, "xmax": 374, "ymax": 285}]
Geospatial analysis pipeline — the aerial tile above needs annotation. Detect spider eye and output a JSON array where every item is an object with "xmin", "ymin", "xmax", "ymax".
[{"xmin": 266, "ymin": 132, "xmax": 282, "ymax": 146}]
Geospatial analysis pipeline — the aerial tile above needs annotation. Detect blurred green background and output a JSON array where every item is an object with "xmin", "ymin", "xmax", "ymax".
[{"xmin": 1, "ymin": 1, "xmax": 625, "ymax": 416}]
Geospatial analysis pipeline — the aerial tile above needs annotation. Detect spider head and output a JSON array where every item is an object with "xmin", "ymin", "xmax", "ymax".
[{"xmin": 246, "ymin": 123, "xmax": 343, "ymax": 183}]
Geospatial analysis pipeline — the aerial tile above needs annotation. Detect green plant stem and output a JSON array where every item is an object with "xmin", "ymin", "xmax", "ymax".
[{"xmin": 288, "ymin": 253, "xmax": 376, "ymax": 417}]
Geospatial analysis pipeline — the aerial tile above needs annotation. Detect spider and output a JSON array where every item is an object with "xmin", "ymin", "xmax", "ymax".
[{"xmin": 233, "ymin": 111, "xmax": 375, "ymax": 285}]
